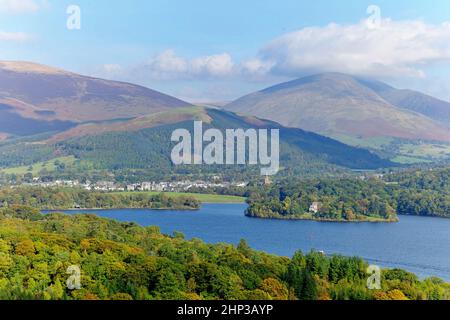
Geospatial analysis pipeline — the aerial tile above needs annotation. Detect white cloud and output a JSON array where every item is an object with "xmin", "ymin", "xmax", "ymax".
[
  {"xmin": 147, "ymin": 49, "xmax": 188, "ymax": 79},
  {"xmin": 258, "ymin": 19, "xmax": 450, "ymax": 79},
  {"xmin": 143, "ymin": 50, "xmax": 235, "ymax": 80},
  {"xmin": 190, "ymin": 53, "xmax": 234, "ymax": 77},
  {"xmin": 0, "ymin": 0, "xmax": 42, "ymax": 14},
  {"xmin": 91, "ymin": 18, "xmax": 450, "ymax": 101},
  {"xmin": 241, "ymin": 58, "xmax": 275, "ymax": 77},
  {"xmin": 153, "ymin": 50, "xmax": 188, "ymax": 73},
  {"xmin": 136, "ymin": 19, "xmax": 450, "ymax": 82},
  {"xmin": 0, "ymin": 1, "xmax": 43, "ymax": 43},
  {"xmin": 0, "ymin": 31, "xmax": 31, "ymax": 42}
]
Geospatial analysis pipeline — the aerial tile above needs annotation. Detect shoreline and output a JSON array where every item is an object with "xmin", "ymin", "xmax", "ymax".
[
  {"xmin": 43, "ymin": 206, "xmax": 200, "ymax": 212},
  {"xmin": 42, "ymin": 201, "xmax": 246, "ymax": 212},
  {"xmin": 245, "ymin": 213, "xmax": 399, "ymax": 223},
  {"xmin": 44, "ymin": 205, "xmax": 443, "ymax": 223},
  {"xmin": 47, "ymin": 207, "xmax": 398, "ymax": 223}
]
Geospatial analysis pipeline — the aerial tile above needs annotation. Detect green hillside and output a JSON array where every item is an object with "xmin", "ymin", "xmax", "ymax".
[
  {"xmin": 1, "ymin": 156, "xmax": 77, "ymax": 175},
  {"xmin": 0, "ymin": 108, "xmax": 394, "ymax": 182}
]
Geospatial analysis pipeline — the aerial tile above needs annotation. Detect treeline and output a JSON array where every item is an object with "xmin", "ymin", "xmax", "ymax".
[
  {"xmin": 0, "ymin": 206, "xmax": 447, "ymax": 300},
  {"xmin": 0, "ymin": 187, "xmax": 200, "ymax": 210},
  {"xmin": 246, "ymin": 167, "xmax": 450, "ymax": 221}
]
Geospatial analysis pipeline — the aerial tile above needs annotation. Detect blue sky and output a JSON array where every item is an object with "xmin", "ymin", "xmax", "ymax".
[{"xmin": 1, "ymin": 0, "xmax": 450, "ymax": 102}]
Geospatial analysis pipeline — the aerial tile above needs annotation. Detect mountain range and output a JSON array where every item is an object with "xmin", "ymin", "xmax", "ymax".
[{"xmin": 1, "ymin": 61, "xmax": 449, "ymax": 179}]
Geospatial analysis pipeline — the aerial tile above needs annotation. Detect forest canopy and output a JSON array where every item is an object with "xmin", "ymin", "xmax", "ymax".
[{"xmin": 0, "ymin": 205, "xmax": 448, "ymax": 300}]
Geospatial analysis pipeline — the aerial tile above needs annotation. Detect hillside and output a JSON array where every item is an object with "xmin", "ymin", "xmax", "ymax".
[
  {"xmin": 225, "ymin": 73, "xmax": 450, "ymax": 144},
  {"xmin": 0, "ymin": 107, "xmax": 393, "ymax": 181},
  {"xmin": 0, "ymin": 61, "xmax": 191, "ymax": 137}
]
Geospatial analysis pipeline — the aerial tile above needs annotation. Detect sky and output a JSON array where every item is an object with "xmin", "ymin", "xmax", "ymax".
[{"xmin": 1, "ymin": 0, "xmax": 450, "ymax": 102}]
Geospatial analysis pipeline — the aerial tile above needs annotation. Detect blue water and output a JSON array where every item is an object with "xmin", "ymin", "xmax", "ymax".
[{"xmin": 49, "ymin": 204, "xmax": 450, "ymax": 281}]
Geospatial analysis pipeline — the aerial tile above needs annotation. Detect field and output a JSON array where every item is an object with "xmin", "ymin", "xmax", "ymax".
[
  {"xmin": 331, "ymin": 134, "xmax": 450, "ymax": 164},
  {"xmin": 0, "ymin": 156, "xmax": 77, "ymax": 175},
  {"xmin": 392, "ymin": 143, "xmax": 450, "ymax": 164},
  {"xmin": 114, "ymin": 191, "xmax": 246, "ymax": 204},
  {"xmin": 330, "ymin": 134, "xmax": 394, "ymax": 150}
]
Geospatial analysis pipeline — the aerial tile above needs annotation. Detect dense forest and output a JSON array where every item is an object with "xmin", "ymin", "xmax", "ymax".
[
  {"xmin": 246, "ymin": 167, "xmax": 449, "ymax": 221},
  {"xmin": 0, "ymin": 187, "xmax": 200, "ymax": 210},
  {"xmin": 0, "ymin": 205, "xmax": 447, "ymax": 300}
]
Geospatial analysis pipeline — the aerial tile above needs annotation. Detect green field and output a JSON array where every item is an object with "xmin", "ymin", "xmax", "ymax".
[
  {"xmin": 115, "ymin": 191, "xmax": 246, "ymax": 204},
  {"xmin": 330, "ymin": 134, "xmax": 394, "ymax": 150},
  {"xmin": 331, "ymin": 134, "xmax": 450, "ymax": 164},
  {"xmin": 1, "ymin": 156, "xmax": 77, "ymax": 175}
]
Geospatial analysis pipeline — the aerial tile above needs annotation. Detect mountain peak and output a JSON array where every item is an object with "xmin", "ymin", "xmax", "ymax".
[
  {"xmin": 0, "ymin": 61, "xmax": 72, "ymax": 75},
  {"xmin": 226, "ymin": 73, "xmax": 450, "ymax": 143},
  {"xmin": 0, "ymin": 61, "xmax": 191, "ymax": 127},
  {"xmin": 261, "ymin": 72, "xmax": 372, "ymax": 95}
]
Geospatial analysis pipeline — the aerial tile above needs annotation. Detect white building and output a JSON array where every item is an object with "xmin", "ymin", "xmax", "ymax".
[
  {"xmin": 141, "ymin": 182, "xmax": 153, "ymax": 191},
  {"xmin": 309, "ymin": 202, "xmax": 322, "ymax": 214}
]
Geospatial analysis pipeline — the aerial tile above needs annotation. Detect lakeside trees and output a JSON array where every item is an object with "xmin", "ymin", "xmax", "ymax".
[
  {"xmin": 389, "ymin": 167, "xmax": 449, "ymax": 217},
  {"xmin": 246, "ymin": 178, "xmax": 399, "ymax": 221},
  {"xmin": 0, "ymin": 206, "xmax": 448, "ymax": 300},
  {"xmin": 0, "ymin": 187, "xmax": 200, "ymax": 210},
  {"xmin": 246, "ymin": 167, "xmax": 450, "ymax": 220}
]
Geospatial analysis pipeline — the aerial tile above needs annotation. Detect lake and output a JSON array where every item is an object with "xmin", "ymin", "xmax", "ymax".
[{"xmin": 51, "ymin": 203, "xmax": 450, "ymax": 281}]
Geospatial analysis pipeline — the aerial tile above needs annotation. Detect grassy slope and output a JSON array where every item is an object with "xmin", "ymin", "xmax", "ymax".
[
  {"xmin": 332, "ymin": 134, "xmax": 450, "ymax": 164},
  {"xmin": 1, "ymin": 156, "xmax": 77, "ymax": 175},
  {"xmin": 394, "ymin": 143, "xmax": 450, "ymax": 163}
]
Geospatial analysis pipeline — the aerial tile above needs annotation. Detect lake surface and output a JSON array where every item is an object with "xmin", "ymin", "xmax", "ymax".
[{"xmin": 51, "ymin": 204, "xmax": 450, "ymax": 281}]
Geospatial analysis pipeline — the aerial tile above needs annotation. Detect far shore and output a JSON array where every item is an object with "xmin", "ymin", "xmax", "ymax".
[
  {"xmin": 111, "ymin": 191, "xmax": 246, "ymax": 204},
  {"xmin": 43, "ymin": 206, "xmax": 201, "ymax": 212},
  {"xmin": 39, "ymin": 192, "xmax": 246, "ymax": 212}
]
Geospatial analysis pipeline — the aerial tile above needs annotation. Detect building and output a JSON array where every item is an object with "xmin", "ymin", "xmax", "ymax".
[
  {"xmin": 127, "ymin": 184, "xmax": 137, "ymax": 191},
  {"xmin": 309, "ymin": 202, "xmax": 322, "ymax": 214},
  {"xmin": 141, "ymin": 182, "xmax": 153, "ymax": 191}
]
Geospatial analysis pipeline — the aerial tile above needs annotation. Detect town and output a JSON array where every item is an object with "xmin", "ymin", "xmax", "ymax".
[{"xmin": 9, "ymin": 178, "xmax": 249, "ymax": 193}]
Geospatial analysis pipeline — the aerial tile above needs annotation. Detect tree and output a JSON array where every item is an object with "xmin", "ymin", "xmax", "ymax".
[
  {"xmin": 15, "ymin": 239, "xmax": 36, "ymax": 257},
  {"xmin": 260, "ymin": 278, "xmax": 288, "ymax": 300},
  {"xmin": 110, "ymin": 293, "xmax": 133, "ymax": 300},
  {"xmin": 298, "ymin": 271, "xmax": 318, "ymax": 300}
]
